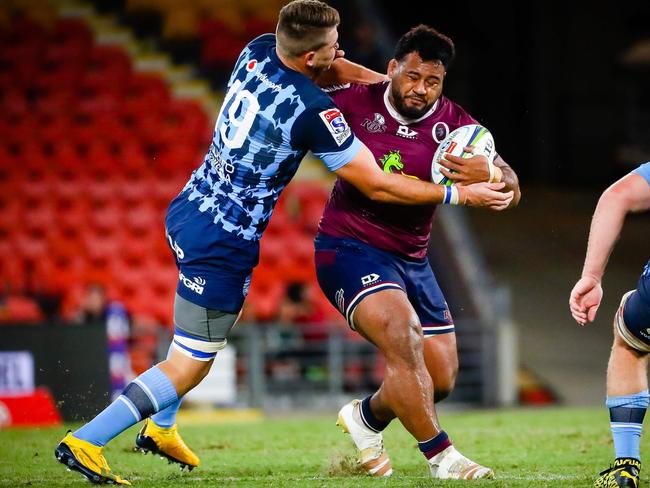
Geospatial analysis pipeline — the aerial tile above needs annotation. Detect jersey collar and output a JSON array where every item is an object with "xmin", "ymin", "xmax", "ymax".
[{"xmin": 383, "ymin": 83, "xmax": 439, "ymax": 125}]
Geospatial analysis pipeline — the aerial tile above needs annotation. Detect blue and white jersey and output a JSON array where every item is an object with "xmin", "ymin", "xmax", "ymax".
[
  {"xmin": 633, "ymin": 162, "xmax": 650, "ymax": 186},
  {"xmin": 181, "ymin": 34, "xmax": 361, "ymax": 241}
]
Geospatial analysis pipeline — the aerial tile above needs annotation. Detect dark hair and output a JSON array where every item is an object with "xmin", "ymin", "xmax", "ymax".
[
  {"xmin": 394, "ymin": 25, "xmax": 455, "ymax": 69},
  {"xmin": 276, "ymin": 0, "xmax": 340, "ymax": 57}
]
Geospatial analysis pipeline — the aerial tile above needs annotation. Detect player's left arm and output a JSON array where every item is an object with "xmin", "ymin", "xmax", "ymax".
[{"xmin": 315, "ymin": 56, "xmax": 388, "ymax": 88}]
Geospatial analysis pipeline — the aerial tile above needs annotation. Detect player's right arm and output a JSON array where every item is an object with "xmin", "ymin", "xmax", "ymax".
[
  {"xmin": 335, "ymin": 143, "xmax": 514, "ymax": 209},
  {"xmin": 296, "ymin": 100, "xmax": 512, "ymax": 209},
  {"xmin": 569, "ymin": 164, "xmax": 650, "ymax": 325}
]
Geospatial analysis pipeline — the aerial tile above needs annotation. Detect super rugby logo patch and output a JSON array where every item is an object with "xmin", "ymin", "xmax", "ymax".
[{"xmin": 319, "ymin": 108, "xmax": 352, "ymax": 146}]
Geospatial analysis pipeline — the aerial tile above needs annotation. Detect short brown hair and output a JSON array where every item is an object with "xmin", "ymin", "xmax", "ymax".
[{"xmin": 276, "ymin": 0, "xmax": 339, "ymax": 57}]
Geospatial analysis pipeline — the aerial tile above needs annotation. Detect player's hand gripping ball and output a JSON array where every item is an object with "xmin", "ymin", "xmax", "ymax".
[{"xmin": 431, "ymin": 124, "xmax": 496, "ymax": 185}]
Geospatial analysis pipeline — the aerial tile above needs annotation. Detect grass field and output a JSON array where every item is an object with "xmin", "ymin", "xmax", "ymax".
[{"xmin": 0, "ymin": 406, "xmax": 638, "ymax": 487}]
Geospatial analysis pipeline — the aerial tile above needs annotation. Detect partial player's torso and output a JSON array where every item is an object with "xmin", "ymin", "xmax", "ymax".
[
  {"xmin": 319, "ymin": 82, "xmax": 476, "ymax": 259},
  {"xmin": 182, "ymin": 35, "xmax": 321, "ymax": 241},
  {"xmin": 343, "ymin": 84, "xmax": 455, "ymax": 181}
]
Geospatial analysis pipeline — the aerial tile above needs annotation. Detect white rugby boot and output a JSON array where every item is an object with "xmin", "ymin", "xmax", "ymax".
[
  {"xmin": 336, "ymin": 399, "xmax": 393, "ymax": 477},
  {"xmin": 428, "ymin": 445, "xmax": 494, "ymax": 479}
]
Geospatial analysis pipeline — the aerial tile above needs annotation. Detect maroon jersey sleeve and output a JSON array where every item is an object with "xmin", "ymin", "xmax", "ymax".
[{"xmin": 329, "ymin": 84, "xmax": 369, "ymax": 118}]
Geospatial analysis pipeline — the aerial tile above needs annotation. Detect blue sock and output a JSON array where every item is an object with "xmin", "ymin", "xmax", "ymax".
[
  {"xmin": 151, "ymin": 397, "xmax": 184, "ymax": 428},
  {"xmin": 607, "ymin": 390, "xmax": 649, "ymax": 461},
  {"xmin": 74, "ymin": 366, "xmax": 178, "ymax": 447},
  {"xmin": 150, "ymin": 344, "xmax": 183, "ymax": 428},
  {"xmin": 359, "ymin": 395, "xmax": 390, "ymax": 432}
]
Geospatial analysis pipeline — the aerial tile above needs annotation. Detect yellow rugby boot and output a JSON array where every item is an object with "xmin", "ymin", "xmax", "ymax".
[
  {"xmin": 594, "ymin": 458, "xmax": 640, "ymax": 488},
  {"xmin": 134, "ymin": 419, "xmax": 200, "ymax": 470},
  {"xmin": 54, "ymin": 432, "xmax": 131, "ymax": 485}
]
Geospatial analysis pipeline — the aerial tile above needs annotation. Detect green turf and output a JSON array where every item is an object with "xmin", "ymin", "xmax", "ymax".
[{"xmin": 0, "ymin": 406, "xmax": 637, "ymax": 487}]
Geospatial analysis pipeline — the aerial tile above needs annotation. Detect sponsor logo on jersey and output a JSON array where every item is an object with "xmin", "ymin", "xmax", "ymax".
[
  {"xmin": 335, "ymin": 288, "xmax": 345, "ymax": 313},
  {"xmin": 167, "ymin": 234, "xmax": 185, "ymax": 260},
  {"xmin": 396, "ymin": 125, "xmax": 418, "ymax": 139},
  {"xmin": 210, "ymin": 148, "xmax": 235, "ymax": 184},
  {"xmin": 244, "ymin": 58, "xmax": 282, "ymax": 92},
  {"xmin": 361, "ymin": 113, "xmax": 386, "ymax": 133},
  {"xmin": 380, "ymin": 150, "xmax": 419, "ymax": 180},
  {"xmin": 361, "ymin": 273, "xmax": 380, "ymax": 286},
  {"xmin": 319, "ymin": 108, "xmax": 352, "ymax": 146},
  {"xmin": 179, "ymin": 272, "xmax": 205, "ymax": 295},
  {"xmin": 432, "ymin": 122, "xmax": 450, "ymax": 143}
]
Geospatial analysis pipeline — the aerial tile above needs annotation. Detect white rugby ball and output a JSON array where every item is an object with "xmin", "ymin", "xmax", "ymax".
[{"xmin": 431, "ymin": 124, "xmax": 496, "ymax": 185}]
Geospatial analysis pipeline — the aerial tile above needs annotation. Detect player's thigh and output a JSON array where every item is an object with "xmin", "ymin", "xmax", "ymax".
[{"xmin": 352, "ymin": 288, "xmax": 423, "ymax": 356}]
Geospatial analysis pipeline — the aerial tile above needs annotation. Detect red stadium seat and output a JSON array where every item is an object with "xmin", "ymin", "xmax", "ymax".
[
  {"xmin": 88, "ymin": 204, "xmax": 122, "ymax": 237},
  {"xmin": 54, "ymin": 19, "xmax": 93, "ymax": 47},
  {"xmin": 23, "ymin": 205, "xmax": 56, "ymax": 234},
  {"xmin": 0, "ymin": 295, "xmax": 44, "ymax": 323},
  {"xmin": 119, "ymin": 234, "xmax": 153, "ymax": 267},
  {"xmin": 12, "ymin": 233, "xmax": 49, "ymax": 262},
  {"xmin": 85, "ymin": 179, "xmax": 118, "ymax": 206},
  {"xmin": 246, "ymin": 279, "xmax": 284, "ymax": 322}
]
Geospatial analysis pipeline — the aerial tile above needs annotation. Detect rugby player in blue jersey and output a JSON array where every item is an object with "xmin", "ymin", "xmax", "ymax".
[
  {"xmin": 570, "ymin": 163, "xmax": 650, "ymax": 488},
  {"xmin": 54, "ymin": 1, "xmax": 513, "ymax": 484}
]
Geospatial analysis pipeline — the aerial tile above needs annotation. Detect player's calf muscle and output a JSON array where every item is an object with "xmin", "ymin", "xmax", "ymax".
[{"xmin": 158, "ymin": 355, "xmax": 212, "ymax": 395}]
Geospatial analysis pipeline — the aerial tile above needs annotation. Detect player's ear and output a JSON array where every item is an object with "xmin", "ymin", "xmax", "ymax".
[
  {"xmin": 387, "ymin": 59, "xmax": 398, "ymax": 77},
  {"xmin": 304, "ymin": 51, "xmax": 316, "ymax": 68}
]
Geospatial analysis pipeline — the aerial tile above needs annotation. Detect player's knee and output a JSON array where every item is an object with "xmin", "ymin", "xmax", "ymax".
[
  {"xmin": 613, "ymin": 290, "xmax": 650, "ymax": 354},
  {"xmin": 383, "ymin": 319, "xmax": 423, "ymax": 367}
]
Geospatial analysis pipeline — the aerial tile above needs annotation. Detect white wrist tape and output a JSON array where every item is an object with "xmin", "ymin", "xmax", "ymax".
[
  {"xmin": 488, "ymin": 163, "xmax": 502, "ymax": 183},
  {"xmin": 443, "ymin": 185, "xmax": 460, "ymax": 205}
]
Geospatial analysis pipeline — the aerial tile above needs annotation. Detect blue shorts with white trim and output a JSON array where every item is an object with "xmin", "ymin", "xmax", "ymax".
[
  {"xmin": 314, "ymin": 234, "xmax": 454, "ymax": 336},
  {"xmin": 619, "ymin": 258, "xmax": 650, "ymax": 350}
]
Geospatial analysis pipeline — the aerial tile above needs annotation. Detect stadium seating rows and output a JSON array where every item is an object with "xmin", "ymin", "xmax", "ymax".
[
  {"xmin": 0, "ymin": 13, "xmax": 343, "ymax": 330},
  {"xmin": 123, "ymin": 0, "xmax": 282, "ymax": 72}
]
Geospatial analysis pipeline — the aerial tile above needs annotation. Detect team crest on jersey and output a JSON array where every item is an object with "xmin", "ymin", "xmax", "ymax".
[
  {"xmin": 361, "ymin": 113, "xmax": 386, "ymax": 133},
  {"xmin": 396, "ymin": 125, "xmax": 418, "ymax": 139},
  {"xmin": 380, "ymin": 150, "xmax": 419, "ymax": 179},
  {"xmin": 319, "ymin": 108, "xmax": 352, "ymax": 146},
  {"xmin": 433, "ymin": 122, "xmax": 450, "ymax": 143}
]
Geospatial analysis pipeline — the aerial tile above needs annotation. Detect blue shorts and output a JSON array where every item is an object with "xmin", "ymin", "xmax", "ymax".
[
  {"xmin": 620, "ymin": 259, "xmax": 650, "ymax": 349},
  {"xmin": 165, "ymin": 192, "xmax": 258, "ymax": 314},
  {"xmin": 314, "ymin": 234, "xmax": 454, "ymax": 336}
]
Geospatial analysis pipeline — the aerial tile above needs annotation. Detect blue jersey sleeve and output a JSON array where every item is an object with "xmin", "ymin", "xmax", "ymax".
[
  {"xmin": 292, "ymin": 102, "xmax": 362, "ymax": 172},
  {"xmin": 633, "ymin": 162, "xmax": 650, "ymax": 186}
]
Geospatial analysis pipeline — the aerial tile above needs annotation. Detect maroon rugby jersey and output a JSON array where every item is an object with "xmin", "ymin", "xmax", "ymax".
[{"xmin": 318, "ymin": 81, "xmax": 477, "ymax": 259}]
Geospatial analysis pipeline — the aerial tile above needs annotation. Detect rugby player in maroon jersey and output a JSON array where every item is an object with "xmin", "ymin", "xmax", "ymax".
[{"xmin": 316, "ymin": 25, "xmax": 520, "ymax": 479}]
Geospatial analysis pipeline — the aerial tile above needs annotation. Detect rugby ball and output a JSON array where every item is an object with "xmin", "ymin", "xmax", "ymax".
[{"xmin": 431, "ymin": 124, "xmax": 496, "ymax": 185}]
